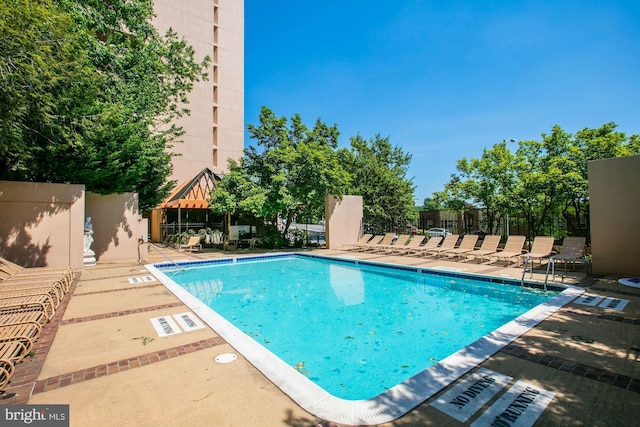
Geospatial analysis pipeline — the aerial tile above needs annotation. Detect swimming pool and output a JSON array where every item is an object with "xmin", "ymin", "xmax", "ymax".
[{"xmin": 147, "ymin": 253, "xmax": 582, "ymax": 424}]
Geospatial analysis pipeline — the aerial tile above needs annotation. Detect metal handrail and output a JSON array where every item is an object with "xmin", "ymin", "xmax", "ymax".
[
  {"xmin": 521, "ymin": 255, "xmax": 548, "ymax": 292},
  {"xmin": 138, "ymin": 239, "xmax": 184, "ymax": 271},
  {"xmin": 544, "ymin": 259, "xmax": 553, "ymax": 290},
  {"xmin": 520, "ymin": 256, "xmax": 530, "ymax": 290}
]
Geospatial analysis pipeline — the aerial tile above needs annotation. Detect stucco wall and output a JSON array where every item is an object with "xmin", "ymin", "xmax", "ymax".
[
  {"xmin": 153, "ymin": 0, "xmax": 244, "ymax": 182},
  {"xmin": 0, "ymin": 181, "xmax": 85, "ymax": 270},
  {"xmin": 588, "ymin": 155, "xmax": 640, "ymax": 276},
  {"xmin": 85, "ymin": 192, "xmax": 147, "ymax": 262},
  {"xmin": 325, "ymin": 195, "xmax": 363, "ymax": 250}
]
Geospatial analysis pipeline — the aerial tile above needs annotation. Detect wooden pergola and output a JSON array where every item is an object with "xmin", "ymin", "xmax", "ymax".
[{"xmin": 150, "ymin": 168, "xmax": 224, "ymax": 241}]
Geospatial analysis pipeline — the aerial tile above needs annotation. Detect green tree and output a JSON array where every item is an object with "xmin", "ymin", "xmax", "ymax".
[
  {"xmin": 563, "ymin": 122, "xmax": 640, "ymax": 235},
  {"xmin": 422, "ymin": 196, "xmax": 445, "ymax": 211},
  {"xmin": 339, "ymin": 134, "xmax": 415, "ymax": 232},
  {"xmin": 210, "ymin": 107, "xmax": 351, "ymax": 240},
  {"xmin": 0, "ymin": 0, "xmax": 209, "ymax": 210},
  {"xmin": 0, "ymin": 0, "xmax": 96, "ymax": 177},
  {"xmin": 442, "ymin": 123, "xmax": 640, "ymax": 240},
  {"xmin": 510, "ymin": 127, "xmax": 573, "ymax": 239},
  {"xmin": 444, "ymin": 141, "xmax": 516, "ymax": 234}
]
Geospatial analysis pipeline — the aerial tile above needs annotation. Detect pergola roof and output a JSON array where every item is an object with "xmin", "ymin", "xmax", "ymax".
[{"xmin": 160, "ymin": 167, "xmax": 222, "ymax": 209}]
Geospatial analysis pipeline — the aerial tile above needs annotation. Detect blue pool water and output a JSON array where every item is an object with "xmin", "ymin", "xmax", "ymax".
[{"xmin": 160, "ymin": 254, "xmax": 556, "ymax": 400}]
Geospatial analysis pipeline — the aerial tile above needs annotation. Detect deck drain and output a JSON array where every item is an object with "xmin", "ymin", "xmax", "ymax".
[{"xmin": 214, "ymin": 353, "xmax": 237, "ymax": 364}]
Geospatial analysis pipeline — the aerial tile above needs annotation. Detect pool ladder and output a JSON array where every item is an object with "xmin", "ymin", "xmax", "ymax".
[
  {"xmin": 520, "ymin": 256, "xmax": 548, "ymax": 292},
  {"xmin": 138, "ymin": 239, "xmax": 184, "ymax": 270}
]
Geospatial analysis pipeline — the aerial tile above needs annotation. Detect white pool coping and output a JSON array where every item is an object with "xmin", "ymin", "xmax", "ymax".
[{"xmin": 145, "ymin": 253, "xmax": 584, "ymax": 425}]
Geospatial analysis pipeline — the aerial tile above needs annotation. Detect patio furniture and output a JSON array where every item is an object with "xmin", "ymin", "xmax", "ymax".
[
  {"xmin": 350, "ymin": 235, "xmax": 385, "ymax": 251},
  {"xmin": 519, "ymin": 236, "xmax": 555, "ymax": 265},
  {"xmin": 0, "ymin": 323, "xmax": 40, "ymax": 354},
  {"xmin": 546, "ymin": 237, "xmax": 589, "ymax": 280},
  {"xmin": 0, "ymin": 295, "xmax": 55, "ymax": 321},
  {"xmin": 178, "ymin": 236, "xmax": 202, "ymax": 252},
  {"xmin": 406, "ymin": 236, "xmax": 442, "ymax": 256},
  {"xmin": 361, "ymin": 233, "xmax": 396, "ymax": 252},
  {"xmin": 487, "ymin": 235, "xmax": 527, "ymax": 265},
  {"xmin": 423, "ymin": 234, "xmax": 460, "ymax": 257},
  {"xmin": 520, "ymin": 236, "xmax": 556, "ymax": 277},
  {"xmin": 0, "ymin": 285, "xmax": 62, "ymax": 308},
  {"xmin": 0, "ymin": 311, "xmax": 45, "ymax": 331},
  {"xmin": 442, "ymin": 234, "xmax": 479, "ymax": 259},
  {"xmin": 376, "ymin": 234, "xmax": 411, "ymax": 254},
  {"xmin": 0, "ymin": 340, "xmax": 30, "ymax": 364},
  {"xmin": 1, "ymin": 273, "xmax": 67, "ymax": 300},
  {"xmin": 342, "ymin": 234, "xmax": 373, "ymax": 250},
  {"xmin": 462, "ymin": 235, "xmax": 502, "ymax": 262},
  {"xmin": 0, "ymin": 257, "xmax": 74, "ymax": 289},
  {"xmin": 396, "ymin": 235, "xmax": 426, "ymax": 255},
  {"xmin": 0, "ymin": 358, "xmax": 15, "ymax": 390},
  {"xmin": 0, "ymin": 286, "xmax": 61, "ymax": 308}
]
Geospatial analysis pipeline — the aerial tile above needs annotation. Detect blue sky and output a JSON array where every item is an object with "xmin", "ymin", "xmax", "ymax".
[{"xmin": 244, "ymin": 0, "xmax": 640, "ymax": 204}]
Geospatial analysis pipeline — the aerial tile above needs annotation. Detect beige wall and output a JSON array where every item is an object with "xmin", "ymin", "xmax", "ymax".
[
  {"xmin": 588, "ymin": 155, "xmax": 640, "ymax": 276},
  {"xmin": 153, "ymin": 0, "xmax": 244, "ymax": 184},
  {"xmin": 215, "ymin": 0, "xmax": 245, "ymax": 169},
  {"xmin": 0, "ymin": 181, "xmax": 85, "ymax": 270},
  {"xmin": 85, "ymin": 193, "xmax": 148, "ymax": 263},
  {"xmin": 325, "ymin": 195, "xmax": 363, "ymax": 249}
]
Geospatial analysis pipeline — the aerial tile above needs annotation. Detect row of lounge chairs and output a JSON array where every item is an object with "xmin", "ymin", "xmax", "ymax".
[
  {"xmin": 0, "ymin": 257, "xmax": 75, "ymax": 390},
  {"xmin": 343, "ymin": 234, "xmax": 588, "ymax": 270}
]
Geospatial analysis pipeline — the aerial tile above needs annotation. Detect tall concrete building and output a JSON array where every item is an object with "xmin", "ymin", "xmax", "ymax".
[
  {"xmin": 153, "ymin": 0, "xmax": 244, "ymax": 183},
  {"xmin": 148, "ymin": 1, "xmax": 244, "ymax": 242}
]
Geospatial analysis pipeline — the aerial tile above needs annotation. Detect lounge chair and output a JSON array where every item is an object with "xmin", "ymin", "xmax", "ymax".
[
  {"xmin": 423, "ymin": 234, "xmax": 460, "ymax": 257},
  {"xmin": 2, "ymin": 272, "xmax": 72, "ymax": 293},
  {"xmin": 519, "ymin": 236, "xmax": 555, "ymax": 265},
  {"xmin": 0, "ymin": 257, "xmax": 74, "ymax": 289},
  {"xmin": 0, "ymin": 287, "xmax": 60, "ymax": 308},
  {"xmin": 0, "ymin": 323, "xmax": 39, "ymax": 355},
  {"xmin": 342, "ymin": 234, "xmax": 373, "ymax": 250},
  {"xmin": 487, "ymin": 235, "xmax": 526, "ymax": 265},
  {"xmin": 375, "ymin": 234, "xmax": 411, "ymax": 254},
  {"xmin": 0, "ymin": 357, "xmax": 15, "ymax": 390},
  {"xmin": 0, "ymin": 295, "xmax": 55, "ymax": 321},
  {"xmin": 0, "ymin": 340, "xmax": 30, "ymax": 364},
  {"xmin": 362, "ymin": 233, "xmax": 396, "ymax": 252},
  {"xmin": 442, "ymin": 234, "xmax": 479, "ymax": 259},
  {"xmin": 406, "ymin": 236, "xmax": 442, "ymax": 256},
  {"xmin": 0, "ymin": 284, "xmax": 62, "ymax": 308},
  {"xmin": 0, "ymin": 266, "xmax": 68, "ymax": 298},
  {"xmin": 351, "ymin": 234, "xmax": 385, "ymax": 251},
  {"xmin": 397, "ymin": 235, "xmax": 426, "ymax": 255},
  {"xmin": 0, "ymin": 276, "xmax": 67, "ymax": 301},
  {"xmin": 179, "ymin": 236, "xmax": 202, "ymax": 252},
  {"xmin": 463, "ymin": 235, "xmax": 502, "ymax": 262},
  {"xmin": 0, "ymin": 311, "xmax": 45, "ymax": 331},
  {"xmin": 546, "ymin": 237, "xmax": 588, "ymax": 278},
  {"xmin": 520, "ymin": 236, "xmax": 556, "ymax": 277}
]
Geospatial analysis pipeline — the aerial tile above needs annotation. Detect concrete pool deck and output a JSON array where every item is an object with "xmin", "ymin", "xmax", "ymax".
[{"xmin": 2, "ymin": 247, "xmax": 639, "ymax": 426}]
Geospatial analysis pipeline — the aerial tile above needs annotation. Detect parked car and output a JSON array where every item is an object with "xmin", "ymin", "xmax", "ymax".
[{"xmin": 426, "ymin": 228, "xmax": 452, "ymax": 237}]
